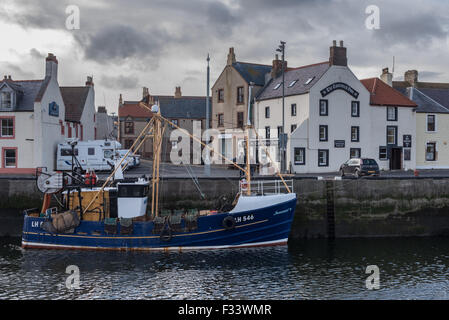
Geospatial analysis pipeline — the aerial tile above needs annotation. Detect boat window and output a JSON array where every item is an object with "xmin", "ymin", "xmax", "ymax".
[
  {"xmin": 88, "ymin": 147, "xmax": 95, "ymax": 155},
  {"xmin": 118, "ymin": 185, "xmax": 149, "ymax": 198},
  {"xmin": 60, "ymin": 148, "xmax": 78, "ymax": 156}
]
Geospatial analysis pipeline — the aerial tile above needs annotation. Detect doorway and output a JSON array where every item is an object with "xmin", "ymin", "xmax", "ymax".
[{"xmin": 390, "ymin": 147, "xmax": 402, "ymax": 170}]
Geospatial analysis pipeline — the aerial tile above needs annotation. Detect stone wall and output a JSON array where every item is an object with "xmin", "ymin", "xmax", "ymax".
[{"xmin": 2, "ymin": 177, "xmax": 449, "ymax": 238}]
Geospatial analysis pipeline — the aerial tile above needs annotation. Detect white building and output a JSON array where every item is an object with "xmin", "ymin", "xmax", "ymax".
[
  {"xmin": 255, "ymin": 41, "xmax": 417, "ymax": 173},
  {"xmin": 0, "ymin": 53, "xmax": 96, "ymax": 174}
]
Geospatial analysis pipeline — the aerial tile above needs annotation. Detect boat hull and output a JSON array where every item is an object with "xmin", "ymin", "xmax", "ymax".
[{"xmin": 22, "ymin": 194, "xmax": 297, "ymax": 251}]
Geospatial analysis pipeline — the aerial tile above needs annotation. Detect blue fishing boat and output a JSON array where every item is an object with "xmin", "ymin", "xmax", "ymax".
[{"xmin": 21, "ymin": 103, "xmax": 297, "ymax": 251}]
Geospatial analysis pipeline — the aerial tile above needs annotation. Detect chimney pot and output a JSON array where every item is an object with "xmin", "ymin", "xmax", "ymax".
[
  {"xmin": 142, "ymin": 87, "xmax": 149, "ymax": 99},
  {"xmin": 227, "ymin": 47, "xmax": 236, "ymax": 66},
  {"xmin": 329, "ymin": 40, "xmax": 347, "ymax": 67},
  {"xmin": 333, "ymin": 40, "xmax": 337, "ymax": 47},
  {"xmin": 404, "ymin": 70, "xmax": 418, "ymax": 87},
  {"xmin": 85, "ymin": 76, "xmax": 94, "ymax": 86},
  {"xmin": 45, "ymin": 53, "xmax": 58, "ymax": 80},
  {"xmin": 174, "ymin": 86, "xmax": 182, "ymax": 98},
  {"xmin": 380, "ymin": 67, "xmax": 393, "ymax": 86}
]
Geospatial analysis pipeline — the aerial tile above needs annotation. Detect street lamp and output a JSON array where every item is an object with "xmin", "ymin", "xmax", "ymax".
[
  {"xmin": 276, "ymin": 41, "xmax": 287, "ymax": 173},
  {"xmin": 205, "ymin": 53, "xmax": 211, "ymax": 176}
]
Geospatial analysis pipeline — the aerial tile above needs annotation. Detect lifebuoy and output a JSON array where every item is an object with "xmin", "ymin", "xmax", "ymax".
[
  {"xmin": 240, "ymin": 179, "xmax": 248, "ymax": 192},
  {"xmin": 222, "ymin": 216, "xmax": 236, "ymax": 230}
]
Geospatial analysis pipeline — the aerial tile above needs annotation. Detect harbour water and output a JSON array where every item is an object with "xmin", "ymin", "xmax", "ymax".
[{"xmin": 1, "ymin": 236, "xmax": 449, "ymax": 300}]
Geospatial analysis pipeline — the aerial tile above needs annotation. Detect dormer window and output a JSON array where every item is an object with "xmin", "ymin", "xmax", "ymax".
[{"xmin": 1, "ymin": 92, "xmax": 12, "ymax": 108}]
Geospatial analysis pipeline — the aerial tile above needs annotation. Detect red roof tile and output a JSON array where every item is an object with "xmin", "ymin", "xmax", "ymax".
[
  {"xmin": 119, "ymin": 101, "xmax": 153, "ymax": 118},
  {"xmin": 361, "ymin": 78, "xmax": 417, "ymax": 107}
]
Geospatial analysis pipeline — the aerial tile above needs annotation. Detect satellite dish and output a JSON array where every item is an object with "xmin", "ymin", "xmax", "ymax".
[{"xmin": 37, "ymin": 172, "xmax": 63, "ymax": 194}]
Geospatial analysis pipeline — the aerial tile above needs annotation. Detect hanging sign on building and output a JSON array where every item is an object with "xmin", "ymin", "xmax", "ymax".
[
  {"xmin": 320, "ymin": 82, "xmax": 359, "ymax": 99},
  {"xmin": 403, "ymin": 135, "xmax": 412, "ymax": 148}
]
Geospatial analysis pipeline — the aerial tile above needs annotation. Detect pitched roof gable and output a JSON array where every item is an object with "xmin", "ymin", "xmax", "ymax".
[
  {"xmin": 256, "ymin": 61, "xmax": 329, "ymax": 101},
  {"xmin": 360, "ymin": 78, "xmax": 416, "ymax": 107},
  {"xmin": 60, "ymin": 86, "xmax": 90, "ymax": 122}
]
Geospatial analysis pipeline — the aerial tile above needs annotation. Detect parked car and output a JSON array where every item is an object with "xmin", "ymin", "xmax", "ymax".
[{"xmin": 339, "ymin": 158, "xmax": 380, "ymax": 178}]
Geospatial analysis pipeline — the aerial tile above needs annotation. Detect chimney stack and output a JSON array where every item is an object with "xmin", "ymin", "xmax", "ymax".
[
  {"xmin": 271, "ymin": 54, "xmax": 287, "ymax": 79},
  {"xmin": 85, "ymin": 76, "xmax": 94, "ymax": 87},
  {"xmin": 45, "ymin": 53, "xmax": 58, "ymax": 80},
  {"xmin": 404, "ymin": 70, "xmax": 418, "ymax": 87},
  {"xmin": 142, "ymin": 87, "xmax": 149, "ymax": 99},
  {"xmin": 329, "ymin": 40, "xmax": 347, "ymax": 67},
  {"xmin": 119, "ymin": 94, "xmax": 123, "ymax": 108},
  {"xmin": 174, "ymin": 86, "xmax": 182, "ymax": 98},
  {"xmin": 380, "ymin": 67, "xmax": 393, "ymax": 86},
  {"xmin": 227, "ymin": 47, "xmax": 236, "ymax": 66}
]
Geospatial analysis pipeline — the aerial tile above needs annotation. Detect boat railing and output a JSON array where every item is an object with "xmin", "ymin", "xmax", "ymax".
[{"xmin": 240, "ymin": 179, "xmax": 294, "ymax": 195}]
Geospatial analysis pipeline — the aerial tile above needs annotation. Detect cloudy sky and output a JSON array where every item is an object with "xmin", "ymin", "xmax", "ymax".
[{"xmin": 0, "ymin": 0, "xmax": 448, "ymax": 114}]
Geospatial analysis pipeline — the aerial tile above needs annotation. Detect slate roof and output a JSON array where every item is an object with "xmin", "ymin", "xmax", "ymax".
[
  {"xmin": 232, "ymin": 62, "xmax": 272, "ymax": 86},
  {"xmin": 0, "ymin": 79, "xmax": 45, "ymax": 111},
  {"xmin": 157, "ymin": 96, "xmax": 209, "ymax": 119},
  {"xmin": 417, "ymin": 88, "xmax": 449, "ymax": 110},
  {"xmin": 256, "ymin": 62, "xmax": 329, "ymax": 101},
  {"xmin": 360, "ymin": 78, "xmax": 417, "ymax": 107},
  {"xmin": 120, "ymin": 96, "xmax": 210, "ymax": 120},
  {"xmin": 407, "ymin": 87, "xmax": 449, "ymax": 114},
  {"xmin": 60, "ymin": 86, "xmax": 90, "ymax": 122}
]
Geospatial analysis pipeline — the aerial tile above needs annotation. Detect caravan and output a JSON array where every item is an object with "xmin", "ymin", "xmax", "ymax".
[{"xmin": 56, "ymin": 139, "xmax": 123, "ymax": 171}]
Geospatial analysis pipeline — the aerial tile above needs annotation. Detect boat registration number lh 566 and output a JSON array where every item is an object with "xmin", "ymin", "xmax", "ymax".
[{"xmin": 235, "ymin": 214, "xmax": 254, "ymax": 223}]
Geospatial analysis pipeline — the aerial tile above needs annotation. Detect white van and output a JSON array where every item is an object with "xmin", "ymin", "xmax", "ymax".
[
  {"xmin": 116, "ymin": 149, "xmax": 141, "ymax": 169},
  {"xmin": 56, "ymin": 139, "xmax": 123, "ymax": 171}
]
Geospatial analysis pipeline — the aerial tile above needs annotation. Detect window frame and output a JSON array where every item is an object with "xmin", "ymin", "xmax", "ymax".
[
  {"xmin": 124, "ymin": 121, "xmax": 134, "ymax": 134},
  {"xmin": 319, "ymin": 125, "xmax": 328, "ymax": 142},
  {"xmin": 387, "ymin": 106, "xmax": 398, "ymax": 121},
  {"xmin": 351, "ymin": 126, "xmax": 360, "ymax": 142},
  {"xmin": 0, "ymin": 117, "xmax": 15, "ymax": 139},
  {"xmin": 291, "ymin": 124, "xmax": 297, "ymax": 133},
  {"xmin": 291, "ymin": 103, "xmax": 297, "ymax": 116},
  {"xmin": 319, "ymin": 99, "xmax": 328, "ymax": 116},
  {"xmin": 217, "ymin": 89, "xmax": 224, "ymax": 103},
  {"xmin": 2, "ymin": 147, "xmax": 17, "ymax": 168},
  {"xmin": 236, "ymin": 86, "xmax": 244, "ymax": 104},
  {"xmin": 1, "ymin": 91, "xmax": 12, "ymax": 109},
  {"xmin": 379, "ymin": 146, "xmax": 388, "ymax": 160},
  {"xmin": 351, "ymin": 101, "xmax": 360, "ymax": 117},
  {"xmin": 294, "ymin": 147, "xmax": 306, "ymax": 165},
  {"xmin": 427, "ymin": 114, "xmax": 436, "ymax": 132},
  {"xmin": 318, "ymin": 149, "xmax": 329, "ymax": 167},
  {"xmin": 426, "ymin": 142, "xmax": 437, "ymax": 161},
  {"xmin": 237, "ymin": 111, "xmax": 244, "ymax": 128},
  {"xmin": 265, "ymin": 106, "xmax": 270, "ymax": 118},
  {"xmin": 217, "ymin": 113, "xmax": 224, "ymax": 127},
  {"xmin": 386, "ymin": 126, "xmax": 398, "ymax": 145},
  {"xmin": 350, "ymin": 148, "xmax": 361, "ymax": 159}
]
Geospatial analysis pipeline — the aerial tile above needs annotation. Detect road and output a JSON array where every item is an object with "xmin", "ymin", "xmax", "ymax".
[{"xmin": 98, "ymin": 160, "xmax": 449, "ymax": 180}]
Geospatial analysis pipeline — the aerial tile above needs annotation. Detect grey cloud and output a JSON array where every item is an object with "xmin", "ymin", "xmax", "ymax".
[
  {"xmin": 100, "ymin": 74, "xmax": 140, "ymax": 90},
  {"xmin": 29, "ymin": 48, "xmax": 45, "ymax": 59},
  {"xmin": 0, "ymin": 62, "xmax": 35, "ymax": 79},
  {"xmin": 74, "ymin": 25, "xmax": 168, "ymax": 65}
]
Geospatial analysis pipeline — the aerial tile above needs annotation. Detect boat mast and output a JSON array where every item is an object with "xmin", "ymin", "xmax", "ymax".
[{"xmin": 245, "ymin": 82, "xmax": 254, "ymax": 196}]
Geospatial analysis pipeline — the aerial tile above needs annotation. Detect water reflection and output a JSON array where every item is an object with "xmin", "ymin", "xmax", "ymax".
[{"xmin": 1, "ymin": 237, "xmax": 449, "ymax": 299}]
